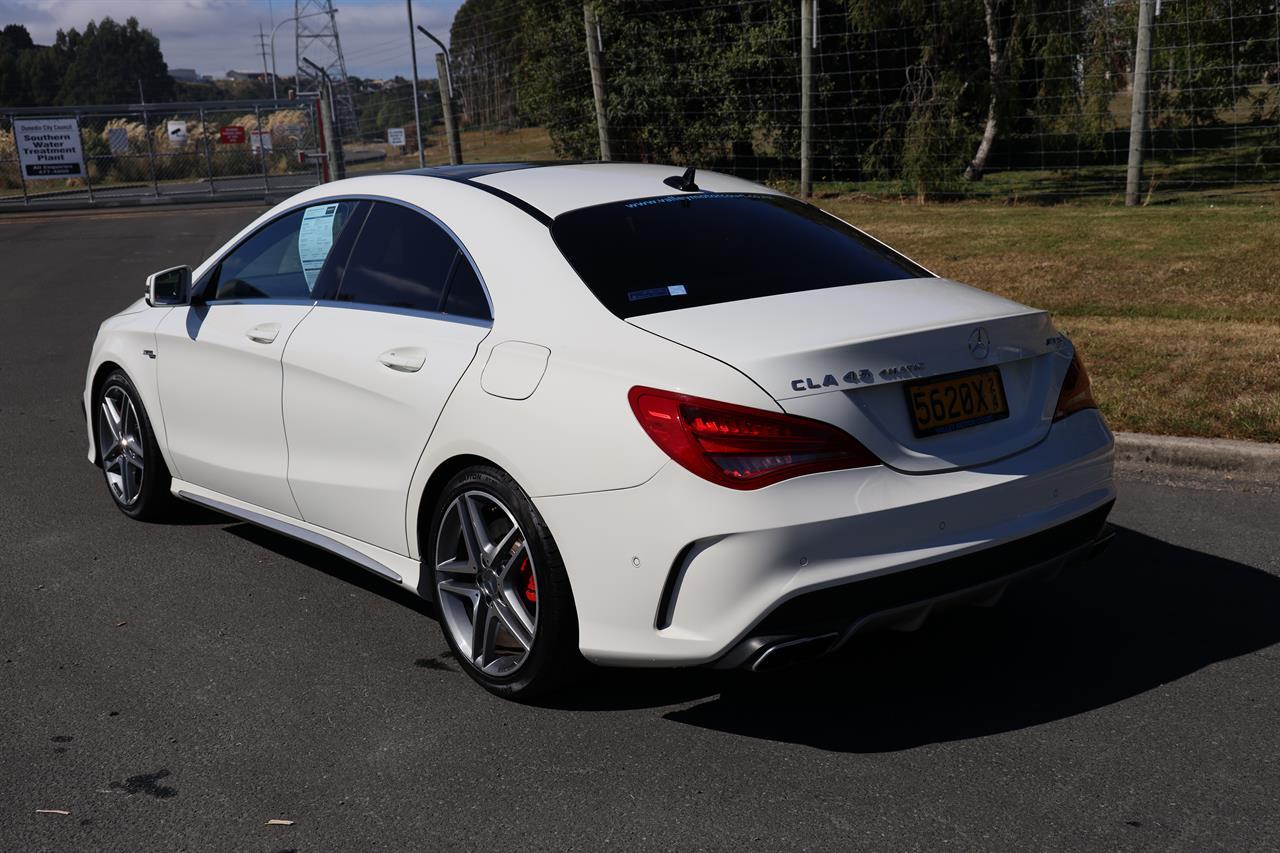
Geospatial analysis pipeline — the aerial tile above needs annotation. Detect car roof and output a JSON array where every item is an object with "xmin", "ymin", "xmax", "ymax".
[{"xmin": 396, "ymin": 161, "xmax": 785, "ymax": 221}]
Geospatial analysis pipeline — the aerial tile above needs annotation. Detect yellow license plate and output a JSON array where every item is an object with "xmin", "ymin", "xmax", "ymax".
[{"xmin": 905, "ymin": 367, "xmax": 1009, "ymax": 437}]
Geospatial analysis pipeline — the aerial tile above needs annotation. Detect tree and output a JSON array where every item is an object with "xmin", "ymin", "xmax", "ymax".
[
  {"xmin": 964, "ymin": 0, "xmax": 1023, "ymax": 181},
  {"xmin": 0, "ymin": 16, "xmax": 172, "ymax": 107},
  {"xmin": 451, "ymin": 0, "xmax": 525, "ymax": 128},
  {"xmin": 56, "ymin": 17, "xmax": 173, "ymax": 104}
]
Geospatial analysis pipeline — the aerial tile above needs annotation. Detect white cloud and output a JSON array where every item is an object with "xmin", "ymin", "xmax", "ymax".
[{"xmin": 0, "ymin": 0, "xmax": 462, "ymax": 80}]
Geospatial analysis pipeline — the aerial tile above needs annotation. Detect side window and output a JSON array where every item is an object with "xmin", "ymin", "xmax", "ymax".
[
  {"xmin": 209, "ymin": 201, "xmax": 360, "ymax": 302},
  {"xmin": 442, "ymin": 256, "xmax": 492, "ymax": 320},
  {"xmin": 335, "ymin": 202, "xmax": 459, "ymax": 312}
]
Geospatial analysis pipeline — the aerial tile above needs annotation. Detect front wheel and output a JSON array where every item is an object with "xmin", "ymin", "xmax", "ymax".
[
  {"xmin": 96, "ymin": 370, "xmax": 175, "ymax": 521},
  {"xmin": 427, "ymin": 466, "xmax": 583, "ymax": 700}
]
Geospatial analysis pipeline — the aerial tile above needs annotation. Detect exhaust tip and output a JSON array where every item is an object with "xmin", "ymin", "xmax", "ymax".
[{"xmin": 750, "ymin": 633, "xmax": 839, "ymax": 672}]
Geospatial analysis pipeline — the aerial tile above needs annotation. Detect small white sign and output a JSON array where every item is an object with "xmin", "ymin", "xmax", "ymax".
[
  {"xmin": 166, "ymin": 120, "xmax": 188, "ymax": 149},
  {"xmin": 387, "ymin": 127, "xmax": 406, "ymax": 146},
  {"xmin": 106, "ymin": 126, "xmax": 130, "ymax": 154},
  {"xmin": 14, "ymin": 117, "xmax": 86, "ymax": 180},
  {"xmin": 250, "ymin": 129, "xmax": 274, "ymax": 153}
]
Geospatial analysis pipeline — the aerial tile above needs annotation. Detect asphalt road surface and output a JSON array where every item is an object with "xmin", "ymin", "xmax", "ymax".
[{"xmin": 2, "ymin": 205, "xmax": 1278, "ymax": 852}]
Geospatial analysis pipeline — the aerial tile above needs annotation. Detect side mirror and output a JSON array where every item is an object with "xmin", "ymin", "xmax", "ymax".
[{"xmin": 145, "ymin": 265, "xmax": 191, "ymax": 307}]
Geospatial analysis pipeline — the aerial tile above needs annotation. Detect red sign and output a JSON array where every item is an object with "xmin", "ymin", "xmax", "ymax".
[{"xmin": 219, "ymin": 125, "xmax": 246, "ymax": 144}]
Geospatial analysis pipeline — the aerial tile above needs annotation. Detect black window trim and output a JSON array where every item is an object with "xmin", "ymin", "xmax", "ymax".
[{"xmin": 191, "ymin": 194, "xmax": 495, "ymax": 324}]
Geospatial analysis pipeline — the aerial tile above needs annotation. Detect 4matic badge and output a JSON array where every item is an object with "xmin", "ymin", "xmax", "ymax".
[{"xmin": 789, "ymin": 362, "xmax": 926, "ymax": 393}]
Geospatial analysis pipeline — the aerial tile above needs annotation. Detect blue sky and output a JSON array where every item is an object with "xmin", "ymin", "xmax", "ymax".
[{"xmin": 0, "ymin": 0, "xmax": 465, "ymax": 80}]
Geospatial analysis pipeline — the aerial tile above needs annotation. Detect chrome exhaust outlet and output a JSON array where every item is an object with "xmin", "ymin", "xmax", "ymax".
[{"xmin": 750, "ymin": 633, "xmax": 840, "ymax": 672}]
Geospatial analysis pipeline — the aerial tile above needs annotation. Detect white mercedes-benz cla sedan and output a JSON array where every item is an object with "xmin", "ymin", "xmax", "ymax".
[{"xmin": 83, "ymin": 162, "xmax": 1115, "ymax": 699}]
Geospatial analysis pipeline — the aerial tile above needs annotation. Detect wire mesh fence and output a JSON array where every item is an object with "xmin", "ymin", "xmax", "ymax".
[
  {"xmin": 385, "ymin": 0, "xmax": 1280, "ymax": 204},
  {"xmin": 0, "ymin": 99, "xmax": 323, "ymax": 206},
  {"xmin": 4, "ymin": 2, "xmax": 1274, "ymax": 207}
]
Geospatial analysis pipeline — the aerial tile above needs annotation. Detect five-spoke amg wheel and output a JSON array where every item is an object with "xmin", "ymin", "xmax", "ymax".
[
  {"xmin": 96, "ymin": 370, "xmax": 173, "ymax": 520},
  {"xmin": 429, "ymin": 466, "xmax": 581, "ymax": 699}
]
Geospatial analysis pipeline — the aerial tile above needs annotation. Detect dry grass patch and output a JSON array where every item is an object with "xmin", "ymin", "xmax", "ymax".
[
  {"xmin": 817, "ymin": 198, "xmax": 1280, "ymax": 442},
  {"xmin": 821, "ymin": 200, "xmax": 1280, "ymax": 323},
  {"xmin": 1061, "ymin": 316, "xmax": 1280, "ymax": 441},
  {"xmin": 351, "ymin": 126, "xmax": 556, "ymax": 174}
]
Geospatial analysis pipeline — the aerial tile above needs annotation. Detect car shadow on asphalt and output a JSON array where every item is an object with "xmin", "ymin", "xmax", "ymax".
[
  {"xmin": 217, "ymin": 520, "xmax": 1280, "ymax": 753},
  {"xmin": 551, "ymin": 526, "xmax": 1280, "ymax": 751},
  {"xmin": 222, "ymin": 522, "xmax": 435, "ymax": 618}
]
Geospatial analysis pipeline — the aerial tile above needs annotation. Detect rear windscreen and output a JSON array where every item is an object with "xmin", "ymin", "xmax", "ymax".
[{"xmin": 550, "ymin": 192, "xmax": 931, "ymax": 319}]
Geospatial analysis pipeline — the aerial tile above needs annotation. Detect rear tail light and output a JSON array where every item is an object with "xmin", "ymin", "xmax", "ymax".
[
  {"xmin": 1053, "ymin": 349, "xmax": 1098, "ymax": 421},
  {"xmin": 628, "ymin": 386, "xmax": 881, "ymax": 489}
]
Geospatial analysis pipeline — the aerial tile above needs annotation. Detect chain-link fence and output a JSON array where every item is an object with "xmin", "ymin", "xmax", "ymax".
[
  {"xmin": 0, "ymin": 99, "xmax": 324, "ymax": 207},
  {"xmin": 417, "ymin": 0, "xmax": 1280, "ymax": 204}
]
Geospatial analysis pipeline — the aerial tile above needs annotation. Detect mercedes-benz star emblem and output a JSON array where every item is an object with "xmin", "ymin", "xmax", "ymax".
[{"xmin": 968, "ymin": 327, "xmax": 991, "ymax": 359}]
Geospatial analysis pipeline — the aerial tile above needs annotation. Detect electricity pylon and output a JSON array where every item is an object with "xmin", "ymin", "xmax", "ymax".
[{"xmin": 294, "ymin": 0, "xmax": 358, "ymax": 135}]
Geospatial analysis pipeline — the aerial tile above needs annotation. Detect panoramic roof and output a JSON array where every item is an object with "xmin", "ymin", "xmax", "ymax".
[{"xmin": 400, "ymin": 161, "xmax": 782, "ymax": 221}]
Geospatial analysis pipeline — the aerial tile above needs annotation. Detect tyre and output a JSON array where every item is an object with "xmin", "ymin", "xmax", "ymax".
[
  {"xmin": 96, "ymin": 369, "xmax": 176, "ymax": 521},
  {"xmin": 427, "ymin": 465, "xmax": 584, "ymax": 700}
]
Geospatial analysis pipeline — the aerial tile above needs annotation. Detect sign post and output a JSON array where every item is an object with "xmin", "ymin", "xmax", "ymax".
[
  {"xmin": 387, "ymin": 127, "xmax": 406, "ymax": 149},
  {"xmin": 14, "ymin": 117, "xmax": 87, "ymax": 180}
]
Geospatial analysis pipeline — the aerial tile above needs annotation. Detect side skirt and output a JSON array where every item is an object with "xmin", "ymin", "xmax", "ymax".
[{"xmin": 172, "ymin": 481, "xmax": 425, "ymax": 595}]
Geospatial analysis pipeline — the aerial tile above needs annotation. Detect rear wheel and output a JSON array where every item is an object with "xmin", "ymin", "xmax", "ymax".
[
  {"xmin": 96, "ymin": 370, "xmax": 175, "ymax": 521},
  {"xmin": 428, "ymin": 466, "xmax": 582, "ymax": 700}
]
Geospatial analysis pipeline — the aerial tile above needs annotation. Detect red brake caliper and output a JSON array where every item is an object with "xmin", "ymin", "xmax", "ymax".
[{"xmin": 516, "ymin": 555, "xmax": 537, "ymax": 604}]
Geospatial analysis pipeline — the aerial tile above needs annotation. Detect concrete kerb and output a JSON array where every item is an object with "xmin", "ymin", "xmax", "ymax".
[{"xmin": 1115, "ymin": 431, "xmax": 1280, "ymax": 482}]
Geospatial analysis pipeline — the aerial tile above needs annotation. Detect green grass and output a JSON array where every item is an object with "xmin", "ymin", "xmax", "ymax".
[{"xmin": 819, "ymin": 198, "xmax": 1280, "ymax": 441}]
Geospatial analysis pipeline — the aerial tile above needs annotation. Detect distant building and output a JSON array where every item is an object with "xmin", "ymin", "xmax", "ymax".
[
  {"xmin": 226, "ymin": 70, "xmax": 272, "ymax": 82},
  {"xmin": 170, "ymin": 68, "xmax": 200, "ymax": 82}
]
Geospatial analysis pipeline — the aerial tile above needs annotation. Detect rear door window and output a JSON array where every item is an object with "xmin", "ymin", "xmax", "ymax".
[
  {"xmin": 335, "ymin": 202, "xmax": 459, "ymax": 312},
  {"xmin": 441, "ymin": 256, "xmax": 491, "ymax": 320},
  {"xmin": 550, "ymin": 193, "xmax": 931, "ymax": 319}
]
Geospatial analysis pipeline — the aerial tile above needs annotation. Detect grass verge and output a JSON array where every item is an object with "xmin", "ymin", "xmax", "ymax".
[{"xmin": 820, "ymin": 199, "xmax": 1280, "ymax": 442}]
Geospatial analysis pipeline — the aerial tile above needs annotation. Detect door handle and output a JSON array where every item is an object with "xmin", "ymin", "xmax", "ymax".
[
  {"xmin": 245, "ymin": 322, "xmax": 281, "ymax": 344},
  {"xmin": 377, "ymin": 347, "xmax": 426, "ymax": 373}
]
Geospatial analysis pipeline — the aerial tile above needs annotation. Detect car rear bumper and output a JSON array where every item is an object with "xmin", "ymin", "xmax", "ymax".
[
  {"xmin": 533, "ymin": 409, "xmax": 1116, "ymax": 667},
  {"xmin": 713, "ymin": 502, "xmax": 1114, "ymax": 671}
]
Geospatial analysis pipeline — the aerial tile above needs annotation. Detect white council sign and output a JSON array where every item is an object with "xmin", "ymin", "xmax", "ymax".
[
  {"xmin": 14, "ymin": 117, "xmax": 86, "ymax": 180},
  {"xmin": 387, "ymin": 127, "xmax": 406, "ymax": 146}
]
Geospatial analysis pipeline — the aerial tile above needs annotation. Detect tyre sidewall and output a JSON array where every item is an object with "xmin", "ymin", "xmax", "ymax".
[
  {"xmin": 98, "ymin": 370, "xmax": 171, "ymax": 520},
  {"xmin": 427, "ymin": 465, "xmax": 580, "ymax": 700}
]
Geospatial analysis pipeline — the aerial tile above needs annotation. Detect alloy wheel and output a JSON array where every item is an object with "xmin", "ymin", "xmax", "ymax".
[
  {"xmin": 434, "ymin": 490, "xmax": 539, "ymax": 676},
  {"xmin": 98, "ymin": 384, "xmax": 145, "ymax": 506}
]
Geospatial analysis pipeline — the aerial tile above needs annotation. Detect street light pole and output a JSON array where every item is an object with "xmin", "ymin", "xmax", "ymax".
[
  {"xmin": 417, "ymin": 25, "xmax": 460, "ymax": 165},
  {"xmin": 405, "ymin": 0, "xmax": 426, "ymax": 167},
  {"xmin": 416, "ymin": 25, "xmax": 453, "ymax": 101},
  {"xmin": 271, "ymin": 10, "xmax": 331, "ymax": 100}
]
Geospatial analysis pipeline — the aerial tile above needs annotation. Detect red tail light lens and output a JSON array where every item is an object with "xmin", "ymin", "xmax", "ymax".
[
  {"xmin": 1053, "ymin": 350, "xmax": 1098, "ymax": 421},
  {"xmin": 628, "ymin": 386, "xmax": 881, "ymax": 489}
]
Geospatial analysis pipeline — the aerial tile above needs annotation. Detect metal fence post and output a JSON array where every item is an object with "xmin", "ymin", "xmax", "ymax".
[
  {"xmin": 584, "ymin": 2, "xmax": 611, "ymax": 161},
  {"xmin": 799, "ymin": 0, "xmax": 813, "ymax": 199},
  {"xmin": 77, "ymin": 111, "xmax": 94, "ymax": 204},
  {"xmin": 436, "ymin": 53, "xmax": 462, "ymax": 165},
  {"xmin": 255, "ymin": 104, "xmax": 270, "ymax": 195},
  {"xmin": 1125, "ymin": 0, "xmax": 1155, "ymax": 206},
  {"xmin": 9, "ymin": 114, "xmax": 30, "ymax": 206},
  {"xmin": 141, "ymin": 108, "xmax": 160, "ymax": 197},
  {"xmin": 200, "ymin": 107, "xmax": 215, "ymax": 196}
]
